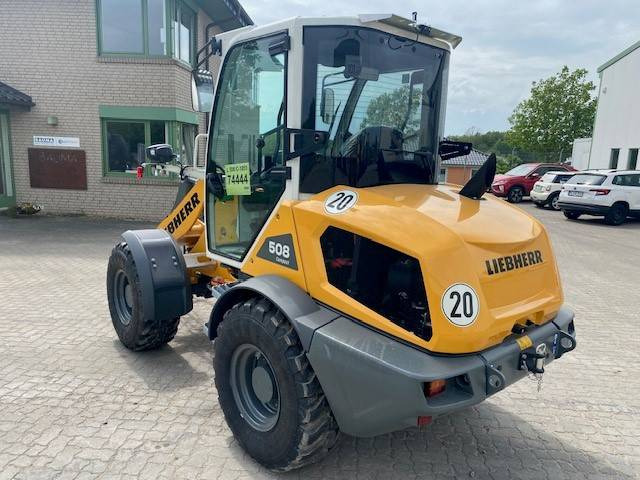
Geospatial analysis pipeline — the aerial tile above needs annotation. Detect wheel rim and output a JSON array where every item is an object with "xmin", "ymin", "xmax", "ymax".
[
  {"xmin": 511, "ymin": 189, "xmax": 522, "ymax": 202},
  {"xmin": 230, "ymin": 344, "xmax": 280, "ymax": 432},
  {"xmin": 113, "ymin": 270, "xmax": 133, "ymax": 326},
  {"xmin": 551, "ymin": 196, "xmax": 559, "ymax": 210}
]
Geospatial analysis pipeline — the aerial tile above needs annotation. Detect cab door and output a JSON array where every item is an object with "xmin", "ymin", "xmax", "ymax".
[{"xmin": 205, "ymin": 33, "xmax": 288, "ymax": 263}]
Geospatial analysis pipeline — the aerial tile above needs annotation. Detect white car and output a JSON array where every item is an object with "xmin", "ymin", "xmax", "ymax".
[
  {"xmin": 530, "ymin": 171, "xmax": 575, "ymax": 210},
  {"xmin": 558, "ymin": 170, "xmax": 640, "ymax": 225}
]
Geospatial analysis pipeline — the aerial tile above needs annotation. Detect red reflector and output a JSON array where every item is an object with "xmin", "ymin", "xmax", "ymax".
[
  {"xmin": 136, "ymin": 166, "xmax": 144, "ymax": 179},
  {"xmin": 417, "ymin": 415, "xmax": 432, "ymax": 427},
  {"xmin": 425, "ymin": 379, "xmax": 446, "ymax": 397},
  {"xmin": 589, "ymin": 188, "xmax": 610, "ymax": 195}
]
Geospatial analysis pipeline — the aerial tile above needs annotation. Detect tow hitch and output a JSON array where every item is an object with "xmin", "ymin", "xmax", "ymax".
[{"xmin": 519, "ymin": 331, "xmax": 576, "ymax": 374}]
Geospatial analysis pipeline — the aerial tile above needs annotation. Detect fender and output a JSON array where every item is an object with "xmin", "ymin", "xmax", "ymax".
[
  {"xmin": 208, "ymin": 275, "xmax": 338, "ymax": 351},
  {"xmin": 121, "ymin": 229, "xmax": 193, "ymax": 322}
]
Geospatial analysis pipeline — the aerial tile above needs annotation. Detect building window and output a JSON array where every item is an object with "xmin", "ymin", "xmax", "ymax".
[
  {"xmin": 609, "ymin": 148, "xmax": 620, "ymax": 169},
  {"xmin": 104, "ymin": 120, "xmax": 166, "ymax": 173},
  {"xmin": 98, "ymin": 0, "xmax": 194, "ymax": 60},
  {"xmin": 173, "ymin": 1, "xmax": 196, "ymax": 64},
  {"xmin": 628, "ymin": 148, "xmax": 638, "ymax": 170},
  {"xmin": 438, "ymin": 167, "xmax": 447, "ymax": 183}
]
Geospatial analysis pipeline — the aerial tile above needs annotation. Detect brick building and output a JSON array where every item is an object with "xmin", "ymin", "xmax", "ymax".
[
  {"xmin": 0, "ymin": 0, "xmax": 250, "ymax": 219},
  {"xmin": 439, "ymin": 148, "xmax": 488, "ymax": 185}
]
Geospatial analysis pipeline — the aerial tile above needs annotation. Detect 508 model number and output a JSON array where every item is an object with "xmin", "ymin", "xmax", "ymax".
[{"xmin": 268, "ymin": 241, "xmax": 290, "ymax": 259}]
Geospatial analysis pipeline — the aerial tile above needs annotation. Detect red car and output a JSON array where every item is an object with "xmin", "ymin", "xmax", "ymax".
[{"xmin": 491, "ymin": 163, "xmax": 576, "ymax": 203}]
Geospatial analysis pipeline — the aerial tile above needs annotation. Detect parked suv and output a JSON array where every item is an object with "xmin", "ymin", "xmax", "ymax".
[
  {"xmin": 558, "ymin": 170, "xmax": 640, "ymax": 225},
  {"xmin": 530, "ymin": 171, "xmax": 576, "ymax": 210},
  {"xmin": 491, "ymin": 163, "xmax": 576, "ymax": 203}
]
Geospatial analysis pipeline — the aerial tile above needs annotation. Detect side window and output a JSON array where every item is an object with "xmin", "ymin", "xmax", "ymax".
[
  {"xmin": 627, "ymin": 174, "xmax": 640, "ymax": 187},
  {"xmin": 612, "ymin": 175, "xmax": 625, "ymax": 186},
  {"xmin": 556, "ymin": 174, "xmax": 571, "ymax": 183}
]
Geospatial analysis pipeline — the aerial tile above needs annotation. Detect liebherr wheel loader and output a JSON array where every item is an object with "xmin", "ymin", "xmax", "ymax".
[{"xmin": 107, "ymin": 14, "xmax": 577, "ymax": 471}]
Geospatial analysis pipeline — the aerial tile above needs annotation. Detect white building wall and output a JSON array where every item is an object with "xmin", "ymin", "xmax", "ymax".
[
  {"xmin": 589, "ymin": 45, "xmax": 640, "ymax": 170},
  {"xmin": 571, "ymin": 138, "xmax": 591, "ymax": 170}
]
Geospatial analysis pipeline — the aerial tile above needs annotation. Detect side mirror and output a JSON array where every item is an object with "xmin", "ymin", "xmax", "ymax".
[
  {"xmin": 529, "ymin": 172, "xmax": 540, "ymax": 178},
  {"xmin": 191, "ymin": 69, "xmax": 214, "ymax": 113},
  {"xmin": 146, "ymin": 144, "xmax": 175, "ymax": 164},
  {"xmin": 320, "ymin": 88, "xmax": 335, "ymax": 124}
]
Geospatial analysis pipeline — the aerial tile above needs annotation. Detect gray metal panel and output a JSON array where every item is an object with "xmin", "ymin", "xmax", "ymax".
[
  {"xmin": 307, "ymin": 317, "xmax": 486, "ymax": 437},
  {"xmin": 208, "ymin": 275, "xmax": 338, "ymax": 351}
]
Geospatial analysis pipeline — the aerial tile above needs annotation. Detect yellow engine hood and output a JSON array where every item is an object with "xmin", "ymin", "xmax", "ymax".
[{"xmin": 292, "ymin": 183, "xmax": 564, "ymax": 354}]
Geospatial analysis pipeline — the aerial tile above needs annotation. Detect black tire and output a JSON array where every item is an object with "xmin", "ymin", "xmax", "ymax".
[
  {"xmin": 563, "ymin": 210, "xmax": 581, "ymax": 220},
  {"xmin": 549, "ymin": 193, "xmax": 561, "ymax": 211},
  {"xmin": 107, "ymin": 242, "xmax": 180, "ymax": 351},
  {"xmin": 507, "ymin": 186, "xmax": 524, "ymax": 203},
  {"xmin": 214, "ymin": 297, "xmax": 339, "ymax": 471},
  {"xmin": 604, "ymin": 203, "xmax": 628, "ymax": 226},
  {"xmin": 534, "ymin": 202, "xmax": 545, "ymax": 208}
]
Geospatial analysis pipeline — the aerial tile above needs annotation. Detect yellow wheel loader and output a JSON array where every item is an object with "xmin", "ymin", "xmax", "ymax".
[{"xmin": 106, "ymin": 14, "xmax": 577, "ymax": 471}]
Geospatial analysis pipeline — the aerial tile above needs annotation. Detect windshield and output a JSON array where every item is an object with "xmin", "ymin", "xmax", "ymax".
[
  {"xmin": 505, "ymin": 164, "xmax": 536, "ymax": 176},
  {"xmin": 300, "ymin": 26, "xmax": 449, "ymax": 193},
  {"xmin": 540, "ymin": 173, "xmax": 556, "ymax": 183},
  {"xmin": 567, "ymin": 174, "xmax": 606, "ymax": 186}
]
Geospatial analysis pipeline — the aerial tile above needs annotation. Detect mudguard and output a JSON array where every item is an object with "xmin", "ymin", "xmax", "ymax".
[
  {"xmin": 121, "ymin": 229, "xmax": 193, "ymax": 322},
  {"xmin": 208, "ymin": 275, "xmax": 338, "ymax": 351}
]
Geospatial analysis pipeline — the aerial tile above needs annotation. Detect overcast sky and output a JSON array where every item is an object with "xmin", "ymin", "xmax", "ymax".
[{"xmin": 239, "ymin": 1, "xmax": 640, "ymax": 135}]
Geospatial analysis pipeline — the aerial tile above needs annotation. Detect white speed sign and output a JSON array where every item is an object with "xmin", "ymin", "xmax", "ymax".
[{"xmin": 441, "ymin": 283, "xmax": 479, "ymax": 327}]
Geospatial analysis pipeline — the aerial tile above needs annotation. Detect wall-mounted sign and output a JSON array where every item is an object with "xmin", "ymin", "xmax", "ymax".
[{"xmin": 33, "ymin": 136, "xmax": 80, "ymax": 148}]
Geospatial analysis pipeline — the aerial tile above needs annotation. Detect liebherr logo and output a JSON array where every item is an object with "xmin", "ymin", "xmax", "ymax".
[
  {"xmin": 166, "ymin": 193, "xmax": 200, "ymax": 234},
  {"xmin": 485, "ymin": 250, "xmax": 543, "ymax": 275}
]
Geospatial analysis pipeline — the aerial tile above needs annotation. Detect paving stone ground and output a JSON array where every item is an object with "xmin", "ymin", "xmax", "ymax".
[{"xmin": 0, "ymin": 204, "xmax": 639, "ymax": 480}]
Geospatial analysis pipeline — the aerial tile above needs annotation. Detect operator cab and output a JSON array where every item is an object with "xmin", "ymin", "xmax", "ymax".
[{"xmin": 192, "ymin": 15, "xmax": 465, "ymax": 266}]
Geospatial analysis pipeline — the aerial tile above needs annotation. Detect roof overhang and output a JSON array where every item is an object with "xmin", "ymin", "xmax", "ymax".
[
  {"xmin": 597, "ymin": 39, "xmax": 640, "ymax": 74},
  {"xmin": 195, "ymin": 0, "xmax": 253, "ymax": 31},
  {"xmin": 0, "ymin": 81, "xmax": 34, "ymax": 110}
]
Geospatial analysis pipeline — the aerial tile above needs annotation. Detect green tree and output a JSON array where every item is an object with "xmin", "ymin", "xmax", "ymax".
[
  {"xmin": 507, "ymin": 66, "xmax": 596, "ymax": 162},
  {"xmin": 361, "ymin": 86, "xmax": 421, "ymax": 134}
]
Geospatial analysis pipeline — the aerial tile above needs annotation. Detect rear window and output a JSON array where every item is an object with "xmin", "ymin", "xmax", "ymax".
[{"xmin": 567, "ymin": 174, "xmax": 606, "ymax": 186}]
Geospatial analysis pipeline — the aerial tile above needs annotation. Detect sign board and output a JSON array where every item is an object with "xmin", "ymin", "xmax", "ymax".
[
  {"xmin": 33, "ymin": 136, "xmax": 80, "ymax": 148},
  {"xmin": 224, "ymin": 162, "xmax": 251, "ymax": 195},
  {"xmin": 28, "ymin": 148, "xmax": 87, "ymax": 190}
]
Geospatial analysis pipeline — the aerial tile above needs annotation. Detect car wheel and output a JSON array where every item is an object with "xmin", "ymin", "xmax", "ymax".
[
  {"xmin": 549, "ymin": 194, "xmax": 561, "ymax": 211},
  {"xmin": 604, "ymin": 203, "xmax": 628, "ymax": 226},
  {"xmin": 534, "ymin": 202, "xmax": 544, "ymax": 208},
  {"xmin": 563, "ymin": 211, "xmax": 581, "ymax": 220},
  {"xmin": 507, "ymin": 187, "xmax": 524, "ymax": 203}
]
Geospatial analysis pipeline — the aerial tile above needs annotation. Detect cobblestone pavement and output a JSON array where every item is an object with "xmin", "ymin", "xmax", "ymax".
[{"xmin": 0, "ymin": 204, "xmax": 639, "ymax": 480}]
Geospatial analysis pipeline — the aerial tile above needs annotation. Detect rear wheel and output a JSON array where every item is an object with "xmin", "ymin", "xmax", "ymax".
[
  {"xmin": 107, "ymin": 243, "xmax": 180, "ymax": 351},
  {"xmin": 507, "ymin": 186, "xmax": 524, "ymax": 203},
  {"xmin": 563, "ymin": 210, "xmax": 581, "ymax": 220},
  {"xmin": 605, "ymin": 203, "xmax": 628, "ymax": 226},
  {"xmin": 214, "ymin": 298, "xmax": 339, "ymax": 471},
  {"xmin": 549, "ymin": 193, "xmax": 561, "ymax": 211}
]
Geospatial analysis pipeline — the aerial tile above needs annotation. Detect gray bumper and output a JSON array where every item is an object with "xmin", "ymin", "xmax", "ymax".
[{"xmin": 307, "ymin": 307, "xmax": 576, "ymax": 437}]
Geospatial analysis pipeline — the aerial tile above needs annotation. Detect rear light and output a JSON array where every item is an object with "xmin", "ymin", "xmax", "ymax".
[
  {"xmin": 417, "ymin": 415, "xmax": 432, "ymax": 427},
  {"xmin": 590, "ymin": 188, "xmax": 610, "ymax": 195},
  {"xmin": 136, "ymin": 166, "xmax": 144, "ymax": 179},
  {"xmin": 425, "ymin": 379, "xmax": 446, "ymax": 397}
]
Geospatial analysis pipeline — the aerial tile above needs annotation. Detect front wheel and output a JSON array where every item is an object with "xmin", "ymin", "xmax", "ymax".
[
  {"xmin": 605, "ymin": 203, "xmax": 628, "ymax": 226},
  {"xmin": 563, "ymin": 210, "xmax": 581, "ymax": 220},
  {"xmin": 107, "ymin": 242, "xmax": 180, "ymax": 351},
  {"xmin": 507, "ymin": 186, "xmax": 524, "ymax": 203},
  {"xmin": 214, "ymin": 298, "xmax": 339, "ymax": 471},
  {"xmin": 549, "ymin": 193, "xmax": 561, "ymax": 211}
]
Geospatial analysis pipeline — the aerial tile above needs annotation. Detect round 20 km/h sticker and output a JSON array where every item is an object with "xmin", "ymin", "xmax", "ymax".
[
  {"xmin": 324, "ymin": 190, "xmax": 358, "ymax": 214},
  {"xmin": 441, "ymin": 283, "xmax": 479, "ymax": 327}
]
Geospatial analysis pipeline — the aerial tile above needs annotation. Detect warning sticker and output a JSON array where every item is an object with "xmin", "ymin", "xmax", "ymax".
[
  {"xmin": 224, "ymin": 163, "xmax": 251, "ymax": 196},
  {"xmin": 516, "ymin": 335, "xmax": 533, "ymax": 350}
]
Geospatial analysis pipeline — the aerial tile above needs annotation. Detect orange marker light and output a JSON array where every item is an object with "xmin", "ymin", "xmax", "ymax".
[{"xmin": 425, "ymin": 379, "xmax": 446, "ymax": 397}]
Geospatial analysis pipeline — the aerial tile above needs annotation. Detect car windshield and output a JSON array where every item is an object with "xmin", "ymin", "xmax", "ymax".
[
  {"xmin": 540, "ymin": 173, "xmax": 556, "ymax": 183},
  {"xmin": 505, "ymin": 164, "xmax": 536, "ymax": 176},
  {"xmin": 567, "ymin": 174, "xmax": 606, "ymax": 185},
  {"xmin": 299, "ymin": 26, "xmax": 449, "ymax": 193}
]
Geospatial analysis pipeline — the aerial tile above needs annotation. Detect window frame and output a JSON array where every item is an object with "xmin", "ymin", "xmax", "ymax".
[
  {"xmin": 100, "ymin": 109, "xmax": 199, "ymax": 178},
  {"xmin": 172, "ymin": 0, "xmax": 197, "ymax": 66},
  {"xmin": 609, "ymin": 148, "xmax": 620, "ymax": 169},
  {"xmin": 96, "ymin": 0, "xmax": 196, "ymax": 64}
]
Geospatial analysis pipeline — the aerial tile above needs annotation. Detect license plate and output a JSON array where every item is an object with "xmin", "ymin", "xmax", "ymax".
[{"xmin": 568, "ymin": 191, "xmax": 583, "ymax": 197}]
